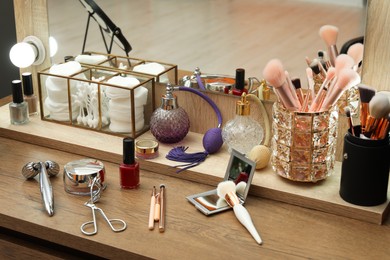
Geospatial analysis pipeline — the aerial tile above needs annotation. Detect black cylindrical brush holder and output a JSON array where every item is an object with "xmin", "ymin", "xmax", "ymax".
[{"xmin": 339, "ymin": 130, "xmax": 390, "ymax": 206}]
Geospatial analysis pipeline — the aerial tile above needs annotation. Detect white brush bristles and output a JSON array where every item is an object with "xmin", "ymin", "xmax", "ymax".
[
  {"xmin": 319, "ymin": 25, "xmax": 339, "ymax": 46},
  {"xmin": 325, "ymin": 67, "xmax": 336, "ymax": 81},
  {"xmin": 321, "ymin": 68, "xmax": 360, "ymax": 109},
  {"xmin": 337, "ymin": 68, "xmax": 360, "ymax": 89},
  {"xmin": 217, "ymin": 181, "xmax": 236, "ymax": 199},
  {"xmin": 369, "ymin": 93, "xmax": 390, "ymax": 119},
  {"xmin": 378, "ymin": 91, "xmax": 390, "ymax": 104},
  {"xmin": 347, "ymin": 43, "xmax": 364, "ymax": 65},
  {"xmin": 335, "ymin": 54, "xmax": 355, "ymax": 73},
  {"xmin": 262, "ymin": 59, "xmax": 286, "ymax": 88}
]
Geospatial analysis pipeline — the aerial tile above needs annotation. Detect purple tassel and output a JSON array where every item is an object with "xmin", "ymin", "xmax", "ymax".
[{"xmin": 166, "ymin": 146, "xmax": 208, "ymax": 173}]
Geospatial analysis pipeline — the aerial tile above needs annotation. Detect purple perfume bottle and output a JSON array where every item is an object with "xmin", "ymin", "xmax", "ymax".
[{"xmin": 150, "ymin": 84, "xmax": 190, "ymax": 143}]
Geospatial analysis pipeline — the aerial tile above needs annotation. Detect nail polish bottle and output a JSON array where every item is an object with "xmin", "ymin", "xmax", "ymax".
[
  {"xmin": 120, "ymin": 137, "xmax": 140, "ymax": 189},
  {"xmin": 232, "ymin": 68, "xmax": 248, "ymax": 96},
  {"xmin": 22, "ymin": 72, "xmax": 38, "ymax": 116},
  {"xmin": 9, "ymin": 80, "xmax": 29, "ymax": 125}
]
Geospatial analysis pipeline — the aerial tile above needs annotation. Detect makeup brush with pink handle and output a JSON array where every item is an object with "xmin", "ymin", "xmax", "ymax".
[
  {"xmin": 319, "ymin": 25, "xmax": 339, "ymax": 67},
  {"xmin": 217, "ymin": 181, "xmax": 262, "ymax": 245},
  {"xmin": 309, "ymin": 67, "xmax": 336, "ymax": 112},
  {"xmin": 263, "ymin": 59, "xmax": 301, "ymax": 111},
  {"xmin": 347, "ymin": 43, "xmax": 364, "ymax": 72},
  {"xmin": 320, "ymin": 68, "xmax": 360, "ymax": 110}
]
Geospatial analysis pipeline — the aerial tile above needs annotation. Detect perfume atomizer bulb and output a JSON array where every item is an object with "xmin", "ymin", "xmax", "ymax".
[{"xmin": 22, "ymin": 161, "xmax": 60, "ymax": 216}]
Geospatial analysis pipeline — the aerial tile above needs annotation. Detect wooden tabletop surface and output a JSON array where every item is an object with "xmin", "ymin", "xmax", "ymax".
[{"xmin": 0, "ymin": 135, "xmax": 389, "ymax": 259}]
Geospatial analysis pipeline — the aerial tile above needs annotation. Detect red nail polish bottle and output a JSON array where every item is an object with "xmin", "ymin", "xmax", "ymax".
[
  {"xmin": 232, "ymin": 68, "xmax": 248, "ymax": 96},
  {"xmin": 120, "ymin": 137, "xmax": 140, "ymax": 189}
]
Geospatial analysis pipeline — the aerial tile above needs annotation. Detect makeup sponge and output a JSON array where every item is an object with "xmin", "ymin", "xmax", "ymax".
[{"xmin": 247, "ymin": 145, "xmax": 271, "ymax": 170}]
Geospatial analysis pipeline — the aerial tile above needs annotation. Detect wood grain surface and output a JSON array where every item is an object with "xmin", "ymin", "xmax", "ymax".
[
  {"xmin": 361, "ymin": 0, "xmax": 390, "ymax": 92},
  {"xmin": 4, "ymin": 1, "xmax": 390, "ymax": 258},
  {"xmin": 0, "ymin": 104, "xmax": 388, "ymax": 226},
  {"xmin": 0, "ymin": 136, "xmax": 390, "ymax": 259}
]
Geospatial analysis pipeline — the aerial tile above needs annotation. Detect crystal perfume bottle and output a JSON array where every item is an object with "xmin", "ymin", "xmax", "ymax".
[
  {"xmin": 222, "ymin": 93, "xmax": 264, "ymax": 154},
  {"xmin": 150, "ymin": 84, "xmax": 190, "ymax": 143}
]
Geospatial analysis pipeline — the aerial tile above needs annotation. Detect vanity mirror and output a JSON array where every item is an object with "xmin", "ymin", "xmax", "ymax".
[
  {"xmin": 78, "ymin": 0, "xmax": 131, "ymax": 56},
  {"xmin": 187, "ymin": 149, "xmax": 256, "ymax": 215},
  {"xmin": 48, "ymin": 1, "xmax": 365, "ymax": 86}
]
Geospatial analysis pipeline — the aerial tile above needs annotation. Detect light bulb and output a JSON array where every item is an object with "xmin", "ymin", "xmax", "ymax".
[
  {"xmin": 9, "ymin": 36, "xmax": 46, "ymax": 68},
  {"xmin": 49, "ymin": 36, "xmax": 58, "ymax": 57},
  {"xmin": 9, "ymin": 42, "xmax": 36, "ymax": 68}
]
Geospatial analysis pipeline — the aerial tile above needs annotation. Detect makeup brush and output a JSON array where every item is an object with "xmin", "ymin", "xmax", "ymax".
[
  {"xmin": 329, "ymin": 54, "xmax": 355, "ymax": 96},
  {"xmin": 301, "ymin": 67, "xmax": 316, "ymax": 112},
  {"xmin": 291, "ymin": 78, "xmax": 304, "ymax": 105},
  {"xmin": 364, "ymin": 93, "xmax": 390, "ymax": 138},
  {"xmin": 321, "ymin": 68, "xmax": 360, "ymax": 110},
  {"xmin": 334, "ymin": 54, "xmax": 355, "ymax": 75},
  {"xmin": 263, "ymin": 59, "xmax": 301, "ymax": 111},
  {"xmin": 378, "ymin": 91, "xmax": 390, "ymax": 104},
  {"xmin": 285, "ymin": 71, "xmax": 301, "ymax": 105},
  {"xmin": 344, "ymin": 106, "xmax": 356, "ymax": 136},
  {"xmin": 217, "ymin": 181, "xmax": 262, "ymax": 245},
  {"xmin": 310, "ymin": 58, "xmax": 325, "ymax": 81},
  {"xmin": 154, "ymin": 193, "xmax": 160, "ymax": 222},
  {"xmin": 319, "ymin": 25, "xmax": 339, "ymax": 67},
  {"xmin": 305, "ymin": 67, "xmax": 316, "ymax": 98},
  {"xmin": 309, "ymin": 67, "xmax": 336, "ymax": 112},
  {"xmin": 236, "ymin": 181, "xmax": 247, "ymax": 197},
  {"xmin": 148, "ymin": 186, "xmax": 156, "ymax": 230},
  {"xmin": 372, "ymin": 114, "xmax": 390, "ymax": 140},
  {"xmin": 318, "ymin": 50, "xmax": 330, "ymax": 70},
  {"xmin": 358, "ymin": 84, "xmax": 376, "ymax": 133},
  {"xmin": 159, "ymin": 184, "xmax": 166, "ymax": 232},
  {"xmin": 347, "ymin": 43, "xmax": 364, "ymax": 71}
]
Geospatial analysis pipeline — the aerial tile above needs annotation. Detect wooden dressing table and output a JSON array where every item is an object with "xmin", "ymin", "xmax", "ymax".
[
  {"xmin": 1, "ymin": 130, "xmax": 389, "ymax": 259},
  {"xmin": 2, "ymin": 0, "xmax": 390, "ymax": 258}
]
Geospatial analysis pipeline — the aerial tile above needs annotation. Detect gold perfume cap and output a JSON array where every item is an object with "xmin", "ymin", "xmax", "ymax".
[
  {"xmin": 236, "ymin": 92, "xmax": 250, "ymax": 115},
  {"xmin": 259, "ymin": 79, "xmax": 270, "ymax": 101}
]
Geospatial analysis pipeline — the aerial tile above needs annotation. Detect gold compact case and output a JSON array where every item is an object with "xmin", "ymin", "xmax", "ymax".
[
  {"xmin": 186, "ymin": 149, "xmax": 256, "ymax": 215},
  {"xmin": 63, "ymin": 158, "xmax": 106, "ymax": 196},
  {"xmin": 135, "ymin": 139, "xmax": 159, "ymax": 159}
]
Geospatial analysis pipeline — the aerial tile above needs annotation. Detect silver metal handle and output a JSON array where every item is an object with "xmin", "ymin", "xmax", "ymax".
[{"xmin": 39, "ymin": 162, "xmax": 54, "ymax": 216}]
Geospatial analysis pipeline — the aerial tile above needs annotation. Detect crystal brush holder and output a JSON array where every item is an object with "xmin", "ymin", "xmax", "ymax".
[{"xmin": 271, "ymin": 102, "xmax": 339, "ymax": 182}]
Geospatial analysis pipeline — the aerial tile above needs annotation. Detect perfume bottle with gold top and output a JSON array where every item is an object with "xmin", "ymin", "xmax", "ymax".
[{"xmin": 222, "ymin": 93, "xmax": 264, "ymax": 154}]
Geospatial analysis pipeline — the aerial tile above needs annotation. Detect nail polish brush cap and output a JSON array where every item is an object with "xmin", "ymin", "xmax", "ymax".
[
  {"xmin": 11, "ymin": 80, "xmax": 23, "ymax": 104},
  {"xmin": 123, "ymin": 137, "xmax": 135, "ymax": 165},
  {"xmin": 22, "ymin": 72, "xmax": 34, "ymax": 95},
  {"xmin": 235, "ymin": 68, "xmax": 245, "ymax": 90}
]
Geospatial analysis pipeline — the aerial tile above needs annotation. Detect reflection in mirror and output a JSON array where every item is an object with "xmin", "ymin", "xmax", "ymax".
[
  {"xmin": 48, "ymin": 1, "xmax": 365, "ymax": 84},
  {"xmin": 187, "ymin": 149, "xmax": 256, "ymax": 215},
  {"xmin": 78, "ymin": 0, "xmax": 132, "ymax": 56}
]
